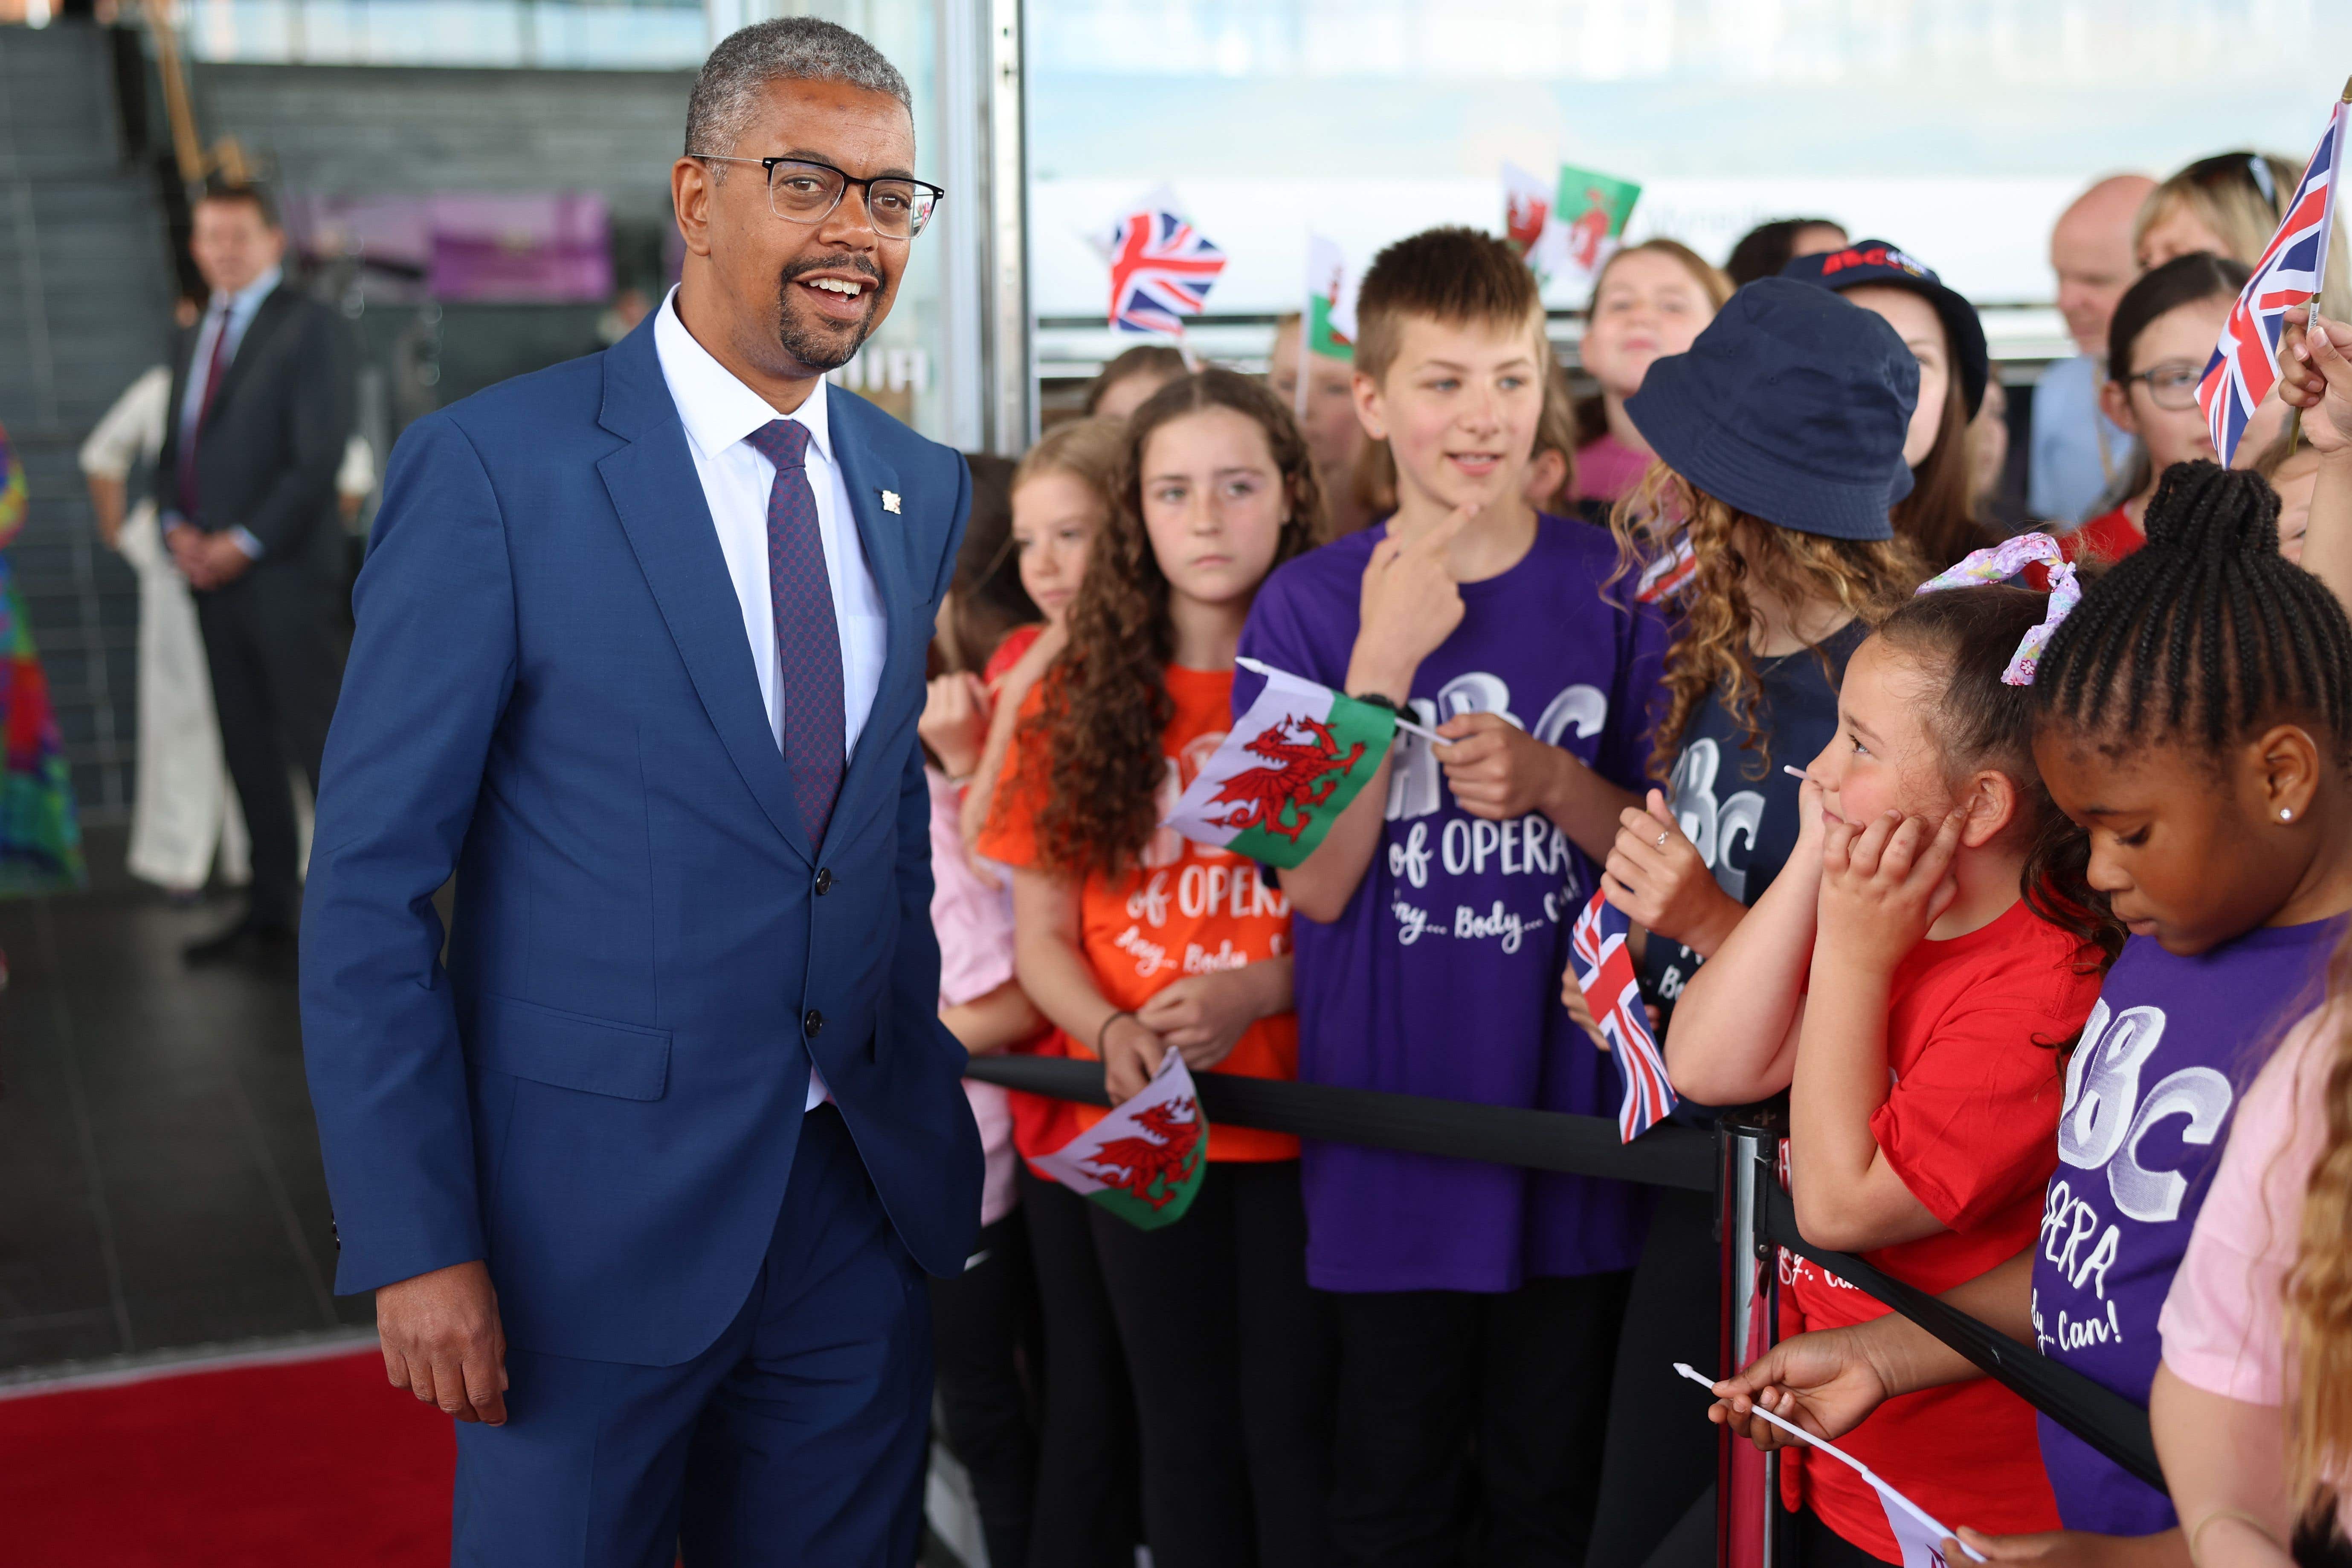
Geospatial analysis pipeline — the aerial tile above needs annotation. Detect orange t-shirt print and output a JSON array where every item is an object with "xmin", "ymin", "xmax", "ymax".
[{"xmin": 979, "ymin": 663, "xmax": 1300, "ymax": 1162}]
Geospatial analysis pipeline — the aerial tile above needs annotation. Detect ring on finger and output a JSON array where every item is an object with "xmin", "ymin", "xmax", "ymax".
[{"xmin": 1655, "ymin": 830, "xmax": 1669, "ymax": 849}]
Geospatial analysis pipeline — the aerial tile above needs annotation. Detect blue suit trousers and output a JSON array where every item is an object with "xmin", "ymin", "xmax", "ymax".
[{"xmin": 450, "ymin": 1105, "xmax": 932, "ymax": 1566}]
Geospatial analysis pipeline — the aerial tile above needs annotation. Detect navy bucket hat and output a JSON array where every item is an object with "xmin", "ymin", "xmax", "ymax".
[
  {"xmin": 1622, "ymin": 277, "xmax": 1919, "ymax": 542},
  {"xmin": 1780, "ymin": 239, "xmax": 1992, "ymax": 419}
]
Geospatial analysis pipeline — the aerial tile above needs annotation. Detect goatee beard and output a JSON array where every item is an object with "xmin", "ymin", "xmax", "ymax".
[{"xmin": 774, "ymin": 261, "xmax": 882, "ymax": 373}]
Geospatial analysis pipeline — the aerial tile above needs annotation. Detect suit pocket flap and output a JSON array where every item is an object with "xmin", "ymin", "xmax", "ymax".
[{"xmin": 472, "ymin": 994, "xmax": 671, "ymax": 1101}]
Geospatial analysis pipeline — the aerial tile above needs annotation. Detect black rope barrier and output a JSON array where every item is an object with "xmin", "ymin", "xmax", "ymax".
[
  {"xmin": 1751, "ymin": 1169, "xmax": 2163, "ymax": 1490},
  {"xmin": 969, "ymin": 1057, "xmax": 2165, "ymax": 1496},
  {"xmin": 961, "ymin": 1054, "xmax": 1717, "ymax": 1192}
]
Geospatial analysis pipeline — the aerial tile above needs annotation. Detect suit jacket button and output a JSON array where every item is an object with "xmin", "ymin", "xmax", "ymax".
[
  {"xmin": 803, "ymin": 1009, "xmax": 824, "ymax": 1038},
  {"xmin": 814, "ymin": 867, "xmax": 833, "ymax": 896}
]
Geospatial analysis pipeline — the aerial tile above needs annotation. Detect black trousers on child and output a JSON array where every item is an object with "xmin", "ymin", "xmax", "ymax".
[
  {"xmin": 1327, "ymin": 1269, "xmax": 1634, "ymax": 1568},
  {"xmin": 1587, "ymin": 1188, "xmax": 1722, "ymax": 1568},
  {"xmin": 1017, "ymin": 1166, "xmax": 1141, "ymax": 1568},
  {"xmin": 929, "ymin": 1209, "xmax": 1042, "ymax": 1568},
  {"xmin": 1088, "ymin": 1158, "xmax": 1336, "ymax": 1568}
]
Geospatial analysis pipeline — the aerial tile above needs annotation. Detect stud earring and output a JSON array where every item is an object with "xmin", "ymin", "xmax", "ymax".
[{"xmin": 2282, "ymin": 807, "xmax": 2295, "ymax": 822}]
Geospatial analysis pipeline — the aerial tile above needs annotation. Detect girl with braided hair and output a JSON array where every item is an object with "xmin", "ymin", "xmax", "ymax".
[{"xmin": 1708, "ymin": 461, "xmax": 2352, "ymax": 1566}]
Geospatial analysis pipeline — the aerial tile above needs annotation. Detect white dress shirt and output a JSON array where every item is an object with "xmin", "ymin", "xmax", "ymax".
[
  {"xmin": 176, "ymin": 263, "xmax": 282, "ymax": 560},
  {"xmin": 653, "ymin": 287, "xmax": 888, "ymax": 1109}
]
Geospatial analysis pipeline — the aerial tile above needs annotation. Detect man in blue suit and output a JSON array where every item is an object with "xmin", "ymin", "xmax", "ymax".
[{"xmin": 300, "ymin": 19, "xmax": 983, "ymax": 1563}]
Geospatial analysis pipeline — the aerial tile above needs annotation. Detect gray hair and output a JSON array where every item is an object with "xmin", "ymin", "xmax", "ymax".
[{"xmin": 685, "ymin": 17, "xmax": 911, "ymax": 173}]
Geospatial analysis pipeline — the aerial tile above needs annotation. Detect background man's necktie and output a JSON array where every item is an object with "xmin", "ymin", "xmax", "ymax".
[
  {"xmin": 745, "ymin": 418, "xmax": 845, "ymax": 846},
  {"xmin": 177, "ymin": 302, "xmax": 234, "ymax": 520}
]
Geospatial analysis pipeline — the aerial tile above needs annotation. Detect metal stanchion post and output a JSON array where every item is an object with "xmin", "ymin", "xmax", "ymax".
[{"xmin": 1719, "ymin": 1113, "xmax": 1785, "ymax": 1568}]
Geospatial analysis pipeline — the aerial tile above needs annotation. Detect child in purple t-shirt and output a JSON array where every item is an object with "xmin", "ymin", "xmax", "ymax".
[
  {"xmin": 1705, "ymin": 461, "xmax": 2352, "ymax": 1560},
  {"xmin": 1235, "ymin": 226, "xmax": 1666, "ymax": 1562}
]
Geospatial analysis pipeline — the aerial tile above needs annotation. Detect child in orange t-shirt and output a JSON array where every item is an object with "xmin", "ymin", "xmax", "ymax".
[
  {"xmin": 980, "ymin": 367, "xmax": 1333, "ymax": 1568},
  {"xmin": 1672, "ymin": 575, "xmax": 2117, "ymax": 1563}
]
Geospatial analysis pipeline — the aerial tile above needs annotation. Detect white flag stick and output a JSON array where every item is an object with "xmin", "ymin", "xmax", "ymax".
[
  {"xmin": 1235, "ymin": 657, "xmax": 1445, "ymax": 742},
  {"xmin": 1671, "ymin": 1363, "xmax": 1985, "ymax": 1562}
]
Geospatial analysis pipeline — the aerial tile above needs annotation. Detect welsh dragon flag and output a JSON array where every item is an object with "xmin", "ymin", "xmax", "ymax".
[
  {"xmin": 1305, "ymin": 232, "xmax": 1358, "ymax": 359},
  {"xmin": 1163, "ymin": 658, "xmax": 1413, "ymax": 868},
  {"xmin": 1555, "ymin": 162, "xmax": 1643, "ymax": 284},
  {"xmin": 1034, "ymin": 1049, "xmax": 1208, "ymax": 1229}
]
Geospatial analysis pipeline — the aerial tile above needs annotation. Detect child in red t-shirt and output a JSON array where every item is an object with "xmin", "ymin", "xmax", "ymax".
[{"xmin": 1672, "ymin": 577, "xmax": 2115, "ymax": 1563}]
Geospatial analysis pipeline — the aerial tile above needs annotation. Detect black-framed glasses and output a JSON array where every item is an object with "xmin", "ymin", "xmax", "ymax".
[
  {"xmin": 689, "ymin": 154, "xmax": 943, "ymax": 239},
  {"xmin": 2123, "ymin": 358, "xmax": 2204, "ymax": 412}
]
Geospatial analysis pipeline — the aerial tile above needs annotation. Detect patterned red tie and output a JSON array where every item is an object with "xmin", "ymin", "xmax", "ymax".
[
  {"xmin": 744, "ymin": 418, "xmax": 844, "ymax": 847},
  {"xmin": 177, "ymin": 301, "xmax": 235, "ymax": 521}
]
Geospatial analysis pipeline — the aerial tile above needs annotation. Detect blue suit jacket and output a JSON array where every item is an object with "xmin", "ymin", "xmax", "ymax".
[{"xmin": 301, "ymin": 316, "xmax": 983, "ymax": 1368}]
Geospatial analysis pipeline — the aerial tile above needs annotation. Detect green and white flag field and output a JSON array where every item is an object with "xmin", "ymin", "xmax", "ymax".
[
  {"xmin": 1034, "ymin": 1049, "xmax": 1208, "ymax": 1230},
  {"xmin": 1162, "ymin": 659, "xmax": 1434, "ymax": 869}
]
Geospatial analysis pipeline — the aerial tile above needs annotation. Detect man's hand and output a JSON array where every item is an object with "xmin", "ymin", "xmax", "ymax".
[
  {"xmin": 166, "ymin": 526, "xmax": 256, "ymax": 591},
  {"xmin": 1100, "ymin": 1012, "xmax": 1169, "ymax": 1104},
  {"xmin": 377, "ymin": 1259, "xmax": 509, "ymax": 1425},
  {"xmin": 1707, "ymin": 1325, "xmax": 1895, "ymax": 1453},
  {"xmin": 1347, "ymin": 502, "xmax": 1477, "ymax": 699},
  {"xmin": 1815, "ymin": 807, "xmax": 1963, "ymax": 973},
  {"xmin": 1602, "ymin": 789, "xmax": 1744, "ymax": 955},
  {"xmin": 1433, "ymin": 712, "xmax": 1569, "ymax": 821}
]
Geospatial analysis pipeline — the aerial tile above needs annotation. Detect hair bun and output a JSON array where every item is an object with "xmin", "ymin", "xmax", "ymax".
[{"xmin": 2139, "ymin": 458, "xmax": 2281, "ymax": 556}]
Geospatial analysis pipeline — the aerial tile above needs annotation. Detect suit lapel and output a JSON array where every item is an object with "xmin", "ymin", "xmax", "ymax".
[
  {"xmin": 201, "ymin": 286, "xmax": 298, "ymax": 433},
  {"xmin": 824, "ymin": 394, "xmax": 914, "ymax": 832},
  {"xmin": 595, "ymin": 322, "xmax": 816, "ymax": 865}
]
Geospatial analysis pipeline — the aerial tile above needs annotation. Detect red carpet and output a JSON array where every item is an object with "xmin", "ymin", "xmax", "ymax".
[{"xmin": 0, "ymin": 1343, "xmax": 453, "ymax": 1565}]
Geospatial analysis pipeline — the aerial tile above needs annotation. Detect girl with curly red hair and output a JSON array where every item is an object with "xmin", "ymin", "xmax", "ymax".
[{"xmin": 979, "ymin": 367, "xmax": 1332, "ymax": 1568}]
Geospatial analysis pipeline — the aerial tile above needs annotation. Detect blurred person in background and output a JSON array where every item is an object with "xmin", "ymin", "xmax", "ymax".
[
  {"xmin": 1270, "ymin": 310, "xmax": 1373, "ymax": 535},
  {"xmin": 1783, "ymin": 239, "xmax": 1995, "ymax": 568},
  {"xmin": 1967, "ymin": 375, "xmax": 2013, "ymax": 529},
  {"xmin": 2030, "ymin": 174, "xmax": 2154, "ymax": 525},
  {"xmin": 2247, "ymin": 426, "xmax": 2323, "ymax": 565},
  {"xmin": 155, "ymin": 181, "xmax": 354, "ymax": 969},
  {"xmin": 1723, "ymin": 216, "xmax": 1848, "ymax": 290},
  {"xmin": 2137, "ymin": 150, "xmax": 2352, "ymax": 320},
  {"xmin": 2065, "ymin": 253, "xmax": 2251, "ymax": 568},
  {"xmin": 1084, "ymin": 342, "xmax": 1186, "ymax": 423},
  {"xmin": 1573, "ymin": 238, "xmax": 1732, "ymax": 507},
  {"xmin": 0, "ymin": 424, "xmax": 84, "ymax": 915},
  {"xmin": 1526, "ymin": 362, "xmax": 1585, "ymax": 520},
  {"xmin": 80, "ymin": 353, "xmax": 252, "ymax": 899}
]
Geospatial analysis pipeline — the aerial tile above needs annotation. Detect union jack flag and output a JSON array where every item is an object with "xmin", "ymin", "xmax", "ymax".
[
  {"xmin": 1569, "ymin": 890, "xmax": 1677, "ymax": 1141},
  {"xmin": 2198, "ymin": 103, "xmax": 2347, "ymax": 466},
  {"xmin": 1636, "ymin": 534, "xmax": 1697, "ymax": 604},
  {"xmin": 1104, "ymin": 208, "xmax": 1227, "ymax": 336}
]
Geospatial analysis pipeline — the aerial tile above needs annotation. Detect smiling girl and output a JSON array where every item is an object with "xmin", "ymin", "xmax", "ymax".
[
  {"xmin": 2060, "ymin": 253, "xmax": 2251, "ymax": 568},
  {"xmin": 1572, "ymin": 239, "xmax": 1732, "ymax": 507},
  {"xmin": 1708, "ymin": 466, "xmax": 2352, "ymax": 1567},
  {"xmin": 980, "ymin": 369, "xmax": 1333, "ymax": 1568},
  {"xmin": 1671, "ymin": 577, "xmax": 2116, "ymax": 1564}
]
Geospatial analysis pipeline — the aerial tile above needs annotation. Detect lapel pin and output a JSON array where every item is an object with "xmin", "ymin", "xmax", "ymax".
[{"xmin": 881, "ymin": 490, "xmax": 902, "ymax": 514}]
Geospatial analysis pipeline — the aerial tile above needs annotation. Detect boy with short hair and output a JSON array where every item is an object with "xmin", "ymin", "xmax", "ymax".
[{"xmin": 1235, "ymin": 225, "xmax": 1666, "ymax": 1563}]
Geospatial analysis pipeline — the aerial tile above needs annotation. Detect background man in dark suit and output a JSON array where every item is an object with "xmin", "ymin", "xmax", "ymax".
[{"xmin": 154, "ymin": 182, "xmax": 353, "ymax": 964}]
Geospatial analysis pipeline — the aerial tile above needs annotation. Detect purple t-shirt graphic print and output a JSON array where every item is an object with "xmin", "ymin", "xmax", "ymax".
[
  {"xmin": 1235, "ymin": 515, "xmax": 1668, "ymax": 1293},
  {"xmin": 2031, "ymin": 919, "xmax": 2342, "ymax": 1535}
]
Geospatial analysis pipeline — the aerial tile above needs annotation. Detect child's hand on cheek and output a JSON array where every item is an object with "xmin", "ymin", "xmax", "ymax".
[{"xmin": 1815, "ymin": 806, "xmax": 1966, "ymax": 972}]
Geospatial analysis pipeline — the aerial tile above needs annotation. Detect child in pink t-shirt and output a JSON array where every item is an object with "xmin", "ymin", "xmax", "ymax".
[{"xmin": 2158, "ymin": 999, "xmax": 2352, "ymax": 1564}]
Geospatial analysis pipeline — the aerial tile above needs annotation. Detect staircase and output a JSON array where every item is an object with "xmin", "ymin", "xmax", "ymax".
[{"xmin": 0, "ymin": 19, "xmax": 175, "ymax": 826}]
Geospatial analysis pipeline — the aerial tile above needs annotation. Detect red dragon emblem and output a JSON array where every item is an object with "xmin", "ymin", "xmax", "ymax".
[
  {"xmin": 1205, "ymin": 713, "xmax": 1366, "ymax": 843},
  {"xmin": 1081, "ymin": 1098, "xmax": 1203, "ymax": 1209}
]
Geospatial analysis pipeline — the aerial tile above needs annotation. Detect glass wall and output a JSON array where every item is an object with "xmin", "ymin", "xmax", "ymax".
[{"xmin": 1026, "ymin": 0, "xmax": 2352, "ymax": 380}]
